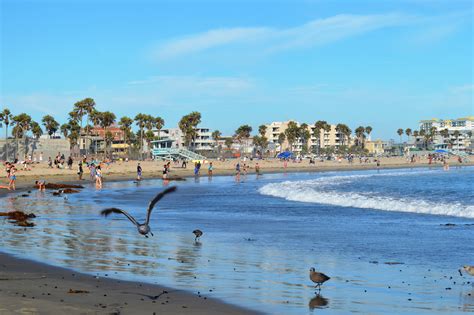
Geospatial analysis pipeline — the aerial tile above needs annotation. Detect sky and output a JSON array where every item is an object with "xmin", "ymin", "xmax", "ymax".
[{"xmin": 0, "ymin": 0, "xmax": 473, "ymax": 140}]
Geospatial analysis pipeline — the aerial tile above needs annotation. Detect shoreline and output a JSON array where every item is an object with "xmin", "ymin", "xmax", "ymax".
[
  {"xmin": 0, "ymin": 251, "xmax": 259, "ymax": 314},
  {"xmin": 2, "ymin": 158, "xmax": 472, "ymax": 196}
]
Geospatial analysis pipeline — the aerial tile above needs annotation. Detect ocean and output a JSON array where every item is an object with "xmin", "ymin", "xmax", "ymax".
[{"xmin": 1, "ymin": 166, "xmax": 473, "ymax": 314}]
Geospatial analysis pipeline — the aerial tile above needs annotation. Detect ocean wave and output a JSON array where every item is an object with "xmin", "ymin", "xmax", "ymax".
[{"xmin": 259, "ymin": 173, "xmax": 474, "ymax": 219}]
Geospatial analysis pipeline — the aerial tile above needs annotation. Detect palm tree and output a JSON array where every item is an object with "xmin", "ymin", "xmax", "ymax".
[
  {"xmin": 0, "ymin": 108, "xmax": 13, "ymax": 160},
  {"xmin": 41, "ymin": 115, "xmax": 59, "ymax": 138},
  {"xmin": 397, "ymin": 128, "xmax": 404, "ymax": 143},
  {"xmin": 118, "ymin": 116, "xmax": 133, "ymax": 157},
  {"xmin": 31, "ymin": 121, "xmax": 43, "ymax": 139},
  {"xmin": 258, "ymin": 125, "xmax": 267, "ymax": 137},
  {"xmin": 178, "ymin": 112, "xmax": 201, "ymax": 151},
  {"xmin": 154, "ymin": 116, "xmax": 165, "ymax": 139},
  {"xmin": 224, "ymin": 138, "xmax": 233, "ymax": 152},
  {"xmin": 12, "ymin": 113, "xmax": 32, "ymax": 158},
  {"xmin": 60, "ymin": 123, "xmax": 69, "ymax": 138},
  {"xmin": 234, "ymin": 124, "xmax": 252, "ymax": 155},
  {"xmin": 313, "ymin": 121, "xmax": 328, "ymax": 154},
  {"xmin": 278, "ymin": 132, "xmax": 286, "ymax": 152},
  {"xmin": 405, "ymin": 128, "xmax": 412, "ymax": 142},
  {"xmin": 99, "ymin": 111, "xmax": 116, "ymax": 158},
  {"xmin": 365, "ymin": 126, "xmax": 372, "ymax": 141},
  {"xmin": 134, "ymin": 113, "xmax": 147, "ymax": 158},
  {"xmin": 88, "ymin": 109, "xmax": 102, "ymax": 155},
  {"xmin": 355, "ymin": 126, "xmax": 365, "ymax": 147},
  {"xmin": 211, "ymin": 130, "xmax": 222, "ymax": 155},
  {"xmin": 298, "ymin": 123, "xmax": 310, "ymax": 154},
  {"xmin": 336, "ymin": 124, "xmax": 351, "ymax": 147}
]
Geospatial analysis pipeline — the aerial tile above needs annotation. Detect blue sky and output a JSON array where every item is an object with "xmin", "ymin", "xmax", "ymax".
[{"xmin": 1, "ymin": 0, "xmax": 472, "ymax": 140}]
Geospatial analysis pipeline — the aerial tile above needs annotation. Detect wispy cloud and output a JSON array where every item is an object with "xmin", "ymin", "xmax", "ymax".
[{"xmin": 152, "ymin": 13, "xmax": 416, "ymax": 59}]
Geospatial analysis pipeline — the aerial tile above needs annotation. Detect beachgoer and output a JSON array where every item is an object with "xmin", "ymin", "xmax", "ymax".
[
  {"xmin": 77, "ymin": 162, "xmax": 83, "ymax": 180},
  {"xmin": 163, "ymin": 163, "xmax": 169, "ymax": 179},
  {"xmin": 255, "ymin": 163, "xmax": 260, "ymax": 175},
  {"xmin": 8, "ymin": 165, "xmax": 17, "ymax": 190},
  {"xmin": 67, "ymin": 156, "xmax": 73, "ymax": 170},
  {"xmin": 35, "ymin": 180, "xmax": 46, "ymax": 190},
  {"xmin": 208, "ymin": 162, "xmax": 213, "ymax": 176},
  {"xmin": 95, "ymin": 165, "xmax": 103, "ymax": 188},
  {"xmin": 235, "ymin": 162, "xmax": 241, "ymax": 175},
  {"xmin": 137, "ymin": 163, "xmax": 142, "ymax": 180}
]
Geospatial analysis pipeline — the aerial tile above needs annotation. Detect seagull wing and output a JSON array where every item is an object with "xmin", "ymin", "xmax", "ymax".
[
  {"xmin": 146, "ymin": 186, "xmax": 177, "ymax": 224},
  {"xmin": 101, "ymin": 208, "xmax": 140, "ymax": 227}
]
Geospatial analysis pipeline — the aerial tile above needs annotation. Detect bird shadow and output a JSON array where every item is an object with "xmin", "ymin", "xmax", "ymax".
[{"xmin": 308, "ymin": 294, "xmax": 329, "ymax": 310}]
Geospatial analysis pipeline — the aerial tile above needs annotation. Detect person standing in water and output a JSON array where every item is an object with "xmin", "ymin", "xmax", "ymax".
[
  {"xmin": 137, "ymin": 163, "xmax": 142, "ymax": 181},
  {"xmin": 77, "ymin": 161, "xmax": 83, "ymax": 180},
  {"xmin": 95, "ymin": 165, "xmax": 103, "ymax": 188},
  {"xmin": 255, "ymin": 163, "xmax": 261, "ymax": 176},
  {"xmin": 208, "ymin": 162, "xmax": 213, "ymax": 177}
]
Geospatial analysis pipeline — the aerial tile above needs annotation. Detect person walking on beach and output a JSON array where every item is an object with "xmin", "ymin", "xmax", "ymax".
[
  {"xmin": 162, "ymin": 162, "xmax": 170, "ymax": 179},
  {"xmin": 182, "ymin": 159, "xmax": 187, "ymax": 168},
  {"xmin": 67, "ymin": 156, "xmax": 73, "ymax": 170},
  {"xmin": 255, "ymin": 162, "xmax": 261, "ymax": 176},
  {"xmin": 95, "ymin": 165, "xmax": 103, "ymax": 188},
  {"xmin": 77, "ymin": 161, "xmax": 83, "ymax": 180},
  {"xmin": 8, "ymin": 165, "xmax": 16, "ymax": 190},
  {"xmin": 208, "ymin": 162, "xmax": 213, "ymax": 177},
  {"xmin": 137, "ymin": 163, "xmax": 142, "ymax": 181}
]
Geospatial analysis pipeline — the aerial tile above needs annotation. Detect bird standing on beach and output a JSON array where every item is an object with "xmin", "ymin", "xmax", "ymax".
[
  {"xmin": 193, "ymin": 229, "xmax": 203, "ymax": 241},
  {"xmin": 100, "ymin": 186, "xmax": 177, "ymax": 238},
  {"xmin": 463, "ymin": 265, "xmax": 474, "ymax": 276},
  {"xmin": 309, "ymin": 267, "xmax": 330, "ymax": 290}
]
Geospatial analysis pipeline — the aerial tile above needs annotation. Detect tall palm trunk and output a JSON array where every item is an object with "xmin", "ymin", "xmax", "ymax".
[{"xmin": 4, "ymin": 124, "xmax": 8, "ymax": 160}]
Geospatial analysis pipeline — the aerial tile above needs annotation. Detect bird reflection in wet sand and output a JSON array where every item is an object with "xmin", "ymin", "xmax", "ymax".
[
  {"xmin": 309, "ymin": 294, "xmax": 329, "ymax": 310},
  {"xmin": 101, "ymin": 186, "xmax": 177, "ymax": 238}
]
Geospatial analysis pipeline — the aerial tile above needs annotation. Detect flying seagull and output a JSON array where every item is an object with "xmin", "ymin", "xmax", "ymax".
[
  {"xmin": 193, "ymin": 229, "xmax": 203, "ymax": 241},
  {"xmin": 101, "ymin": 186, "xmax": 177, "ymax": 237},
  {"xmin": 309, "ymin": 267, "xmax": 330, "ymax": 290}
]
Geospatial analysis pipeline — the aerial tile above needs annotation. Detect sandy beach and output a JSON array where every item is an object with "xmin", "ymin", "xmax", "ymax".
[
  {"xmin": 2, "ymin": 156, "xmax": 472, "ymax": 193},
  {"xmin": 0, "ymin": 252, "xmax": 257, "ymax": 315}
]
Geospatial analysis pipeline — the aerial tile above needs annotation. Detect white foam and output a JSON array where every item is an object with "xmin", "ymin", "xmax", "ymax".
[{"xmin": 259, "ymin": 172, "xmax": 474, "ymax": 219}]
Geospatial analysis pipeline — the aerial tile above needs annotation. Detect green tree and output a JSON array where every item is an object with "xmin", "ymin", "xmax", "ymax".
[
  {"xmin": 211, "ymin": 130, "xmax": 222, "ymax": 154},
  {"xmin": 12, "ymin": 113, "xmax": 32, "ymax": 158},
  {"xmin": 118, "ymin": 116, "xmax": 133, "ymax": 157},
  {"xmin": 41, "ymin": 115, "xmax": 59, "ymax": 138},
  {"xmin": 99, "ymin": 111, "xmax": 116, "ymax": 157},
  {"xmin": 298, "ymin": 123, "xmax": 310, "ymax": 154},
  {"xmin": 313, "ymin": 120, "xmax": 328, "ymax": 155},
  {"xmin": 134, "ymin": 113, "xmax": 147, "ymax": 158},
  {"xmin": 224, "ymin": 138, "xmax": 233, "ymax": 151},
  {"xmin": 453, "ymin": 130, "xmax": 461, "ymax": 150},
  {"xmin": 258, "ymin": 125, "xmax": 267, "ymax": 137},
  {"xmin": 31, "ymin": 121, "xmax": 43, "ymax": 139},
  {"xmin": 178, "ymin": 112, "xmax": 202, "ymax": 150},
  {"xmin": 355, "ymin": 126, "xmax": 366, "ymax": 147},
  {"xmin": 336, "ymin": 124, "xmax": 351, "ymax": 147},
  {"xmin": 278, "ymin": 132, "xmax": 286, "ymax": 152},
  {"xmin": 154, "ymin": 116, "xmax": 165, "ymax": 139},
  {"xmin": 234, "ymin": 124, "xmax": 252, "ymax": 154},
  {"xmin": 365, "ymin": 126, "xmax": 372, "ymax": 139},
  {"xmin": 0, "ymin": 108, "xmax": 13, "ymax": 160},
  {"xmin": 284, "ymin": 121, "xmax": 300, "ymax": 151},
  {"xmin": 397, "ymin": 128, "xmax": 404, "ymax": 143}
]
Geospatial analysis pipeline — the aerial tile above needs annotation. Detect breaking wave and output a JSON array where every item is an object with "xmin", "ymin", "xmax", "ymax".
[{"xmin": 259, "ymin": 172, "xmax": 474, "ymax": 219}]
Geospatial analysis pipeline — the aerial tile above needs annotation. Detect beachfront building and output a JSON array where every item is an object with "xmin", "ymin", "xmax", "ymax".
[
  {"xmin": 419, "ymin": 116, "xmax": 474, "ymax": 151},
  {"xmin": 153, "ymin": 127, "xmax": 214, "ymax": 152},
  {"xmin": 263, "ymin": 121, "xmax": 352, "ymax": 155},
  {"xmin": 365, "ymin": 139, "xmax": 388, "ymax": 155},
  {"xmin": 78, "ymin": 125, "xmax": 129, "ymax": 156}
]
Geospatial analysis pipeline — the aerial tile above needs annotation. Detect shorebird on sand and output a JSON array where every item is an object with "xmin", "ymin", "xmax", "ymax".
[
  {"xmin": 101, "ymin": 186, "xmax": 177, "ymax": 238},
  {"xmin": 463, "ymin": 265, "xmax": 474, "ymax": 276},
  {"xmin": 309, "ymin": 267, "xmax": 330, "ymax": 290},
  {"xmin": 193, "ymin": 229, "xmax": 203, "ymax": 241}
]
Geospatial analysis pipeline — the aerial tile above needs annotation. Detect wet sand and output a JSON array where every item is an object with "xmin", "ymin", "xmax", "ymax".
[{"xmin": 0, "ymin": 252, "xmax": 257, "ymax": 314}]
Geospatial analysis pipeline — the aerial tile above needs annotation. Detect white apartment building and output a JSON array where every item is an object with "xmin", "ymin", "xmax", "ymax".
[
  {"xmin": 264, "ymin": 120, "xmax": 352, "ymax": 154},
  {"xmin": 419, "ymin": 116, "xmax": 474, "ymax": 151},
  {"xmin": 153, "ymin": 127, "xmax": 214, "ymax": 152}
]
